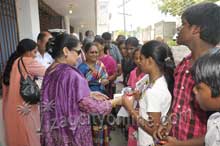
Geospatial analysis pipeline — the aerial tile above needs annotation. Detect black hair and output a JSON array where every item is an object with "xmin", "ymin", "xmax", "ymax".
[
  {"xmin": 47, "ymin": 33, "xmax": 80, "ymax": 59},
  {"xmin": 182, "ymin": 2, "xmax": 220, "ymax": 45},
  {"xmin": 49, "ymin": 32, "xmax": 62, "ymax": 39},
  {"xmin": 85, "ymin": 30, "xmax": 90, "ymax": 36},
  {"xmin": 37, "ymin": 31, "xmax": 51, "ymax": 41},
  {"xmin": 94, "ymin": 37, "xmax": 108, "ymax": 54},
  {"xmin": 132, "ymin": 48, "xmax": 140, "ymax": 59},
  {"xmin": 191, "ymin": 48, "xmax": 220, "ymax": 97},
  {"xmin": 83, "ymin": 42, "xmax": 96, "ymax": 53},
  {"xmin": 103, "ymin": 46, "xmax": 110, "ymax": 54},
  {"xmin": 85, "ymin": 30, "xmax": 93, "ymax": 37},
  {"xmin": 125, "ymin": 37, "xmax": 139, "ymax": 47},
  {"xmin": 94, "ymin": 37, "xmax": 105, "ymax": 45},
  {"xmin": 83, "ymin": 38, "xmax": 93, "ymax": 48},
  {"xmin": 141, "ymin": 40, "xmax": 175, "ymax": 95},
  {"xmin": 101, "ymin": 32, "xmax": 111, "ymax": 40},
  {"xmin": 118, "ymin": 40, "xmax": 125, "ymax": 48},
  {"xmin": 3, "ymin": 39, "xmax": 37, "ymax": 86},
  {"xmin": 94, "ymin": 35, "xmax": 102, "ymax": 40},
  {"xmin": 116, "ymin": 35, "xmax": 126, "ymax": 42}
]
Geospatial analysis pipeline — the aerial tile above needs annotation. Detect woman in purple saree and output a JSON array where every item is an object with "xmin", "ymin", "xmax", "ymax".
[{"xmin": 40, "ymin": 33, "xmax": 122, "ymax": 146}]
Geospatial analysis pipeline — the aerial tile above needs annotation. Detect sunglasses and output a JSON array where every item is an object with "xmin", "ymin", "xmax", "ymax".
[{"xmin": 72, "ymin": 49, "xmax": 81, "ymax": 55}]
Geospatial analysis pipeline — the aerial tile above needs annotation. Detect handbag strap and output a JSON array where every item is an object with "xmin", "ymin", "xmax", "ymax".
[
  {"xmin": 18, "ymin": 58, "xmax": 25, "ymax": 80},
  {"xmin": 19, "ymin": 57, "xmax": 38, "ymax": 80},
  {"xmin": 18, "ymin": 57, "xmax": 29, "ymax": 80},
  {"xmin": 20, "ymin": 57, "xmax": 29, "ymax": 74}
]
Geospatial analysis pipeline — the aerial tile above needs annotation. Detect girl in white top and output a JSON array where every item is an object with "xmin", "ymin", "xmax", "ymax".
[{"xmin": 122, "ymin": 40, "xmax": 175, "ymax": 146}]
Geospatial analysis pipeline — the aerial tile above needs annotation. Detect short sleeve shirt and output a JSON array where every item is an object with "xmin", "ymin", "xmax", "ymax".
[
  {"xmin": 138, "ymin": 76, "xmax": 172, "ymax": 146},
  {"xmin": 205, "ymin": 112, "xmax": 220, "ymax": 146}
]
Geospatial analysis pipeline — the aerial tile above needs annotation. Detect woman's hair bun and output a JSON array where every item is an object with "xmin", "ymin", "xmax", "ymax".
[{"xmin": 46, "ymin": 37, "xmax": 55, "ymax": 55}]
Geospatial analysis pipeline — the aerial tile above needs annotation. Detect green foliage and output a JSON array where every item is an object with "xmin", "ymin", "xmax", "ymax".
[
  {"xmin": 156, "ymin": 0, "xmax": 219, "ymax": 16},
  {"xmin": 114, "ymin": 30, "xmax": 135, "ymax": 38},
  {"xmin": 167, "ymin": 39, "xmax": 177, "ymax": 46}
]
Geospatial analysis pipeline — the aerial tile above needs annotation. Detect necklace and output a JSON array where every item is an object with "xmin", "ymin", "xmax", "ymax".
[{"xmin": 145, "ymin": 75, "xmax": 161, "ymax": 89}]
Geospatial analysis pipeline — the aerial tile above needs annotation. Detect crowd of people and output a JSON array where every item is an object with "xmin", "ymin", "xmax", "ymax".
[{"xmin": 1, "ymin": 2, "xmax": 220, "ymax": 146}]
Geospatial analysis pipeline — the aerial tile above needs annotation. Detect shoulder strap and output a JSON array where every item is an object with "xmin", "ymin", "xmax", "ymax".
[
  {"xmin": 20, "ymin": 57, "xmax": 28, "ymax": 74},
  {"xmin": 17, "ymin": 58, "xmax": 25, "ymax": 80}
]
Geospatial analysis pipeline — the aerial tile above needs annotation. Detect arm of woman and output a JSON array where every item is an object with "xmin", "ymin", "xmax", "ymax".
[
  {"xmin": 107, "ymin": 73, "xmax": 117, "ymax": 82},
  {"xmin": 73, "ymin": 68, "xmax": 121, "ymax": 115},
  {"xmin": 123, "ymin": 96, "xmax": 161, "ymax": 136},
  {"xmin": 134, "ymin": 111, "xmax": 161, "ymax": 136},
  {"xmin": 79, "ymin": 96, "xmax": 122, "ymax": 115},
  {"xmin": 27, "ymin": 59, "xmax": 46, "ymax": 77},
  {"xmin": 162, "ymin": 136, "xmax": 204, "ymax": 146}
]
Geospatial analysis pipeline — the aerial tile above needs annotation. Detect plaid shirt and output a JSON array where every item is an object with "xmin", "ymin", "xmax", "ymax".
[{"xmin": 171, "ymin": 54, "xmax": 207, "ymax": 140}]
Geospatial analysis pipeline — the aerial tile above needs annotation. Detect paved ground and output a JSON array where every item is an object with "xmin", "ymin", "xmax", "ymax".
[
  {"xmin": 110, "ymin": 128, "xmax": 127, "ymax": 146},
  {"xmin": 110, "ymin": 79, "xmax": 127, "ymax": 146}
]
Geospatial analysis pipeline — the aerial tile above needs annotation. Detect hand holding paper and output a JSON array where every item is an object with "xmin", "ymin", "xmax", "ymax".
[{"xmin": 122, "ymin": 95, "xmax": 135, "ymax": 111}]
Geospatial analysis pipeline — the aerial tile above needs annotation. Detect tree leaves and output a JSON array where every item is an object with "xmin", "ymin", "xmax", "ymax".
[{"xmin": 157, "ymin": 0, "xmax": 219, "ymax": 16}]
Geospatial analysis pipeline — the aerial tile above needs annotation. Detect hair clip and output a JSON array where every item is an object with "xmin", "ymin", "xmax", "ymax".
[{"xmin": 164, "ymin": 57, "xmax": 171, "ymax": 62}]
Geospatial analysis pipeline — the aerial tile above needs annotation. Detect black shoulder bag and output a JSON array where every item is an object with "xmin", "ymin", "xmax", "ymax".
[{"xmin": 18, "ymin": 57, "xmax": 40, "ymax": 104}]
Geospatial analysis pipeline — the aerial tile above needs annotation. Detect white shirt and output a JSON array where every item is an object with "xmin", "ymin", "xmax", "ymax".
[
  {"xmin": 205, "ymin": 112, "xmax": 220, "ymax": 146},
  {"xmin": 35, "ymin": 51, "xmax": 53, "ymax": 69},
  {"xmin": 138, "ymin": 76, "xmax": 172, "ymax": 146}
]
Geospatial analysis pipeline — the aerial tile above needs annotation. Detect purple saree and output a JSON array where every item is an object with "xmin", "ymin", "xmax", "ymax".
[{"xmin": 40, "ymin": 64, "xmax": 112, "ymax": 146}]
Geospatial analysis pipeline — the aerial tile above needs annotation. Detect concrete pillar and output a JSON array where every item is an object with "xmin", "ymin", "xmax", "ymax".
[
  {"xmin": 16, "ymin": 0, "xmax": 40, "ymax": 41},
  {"xmin": 64, "ymin": 16, "xmax": 70, "ymax": 34}
]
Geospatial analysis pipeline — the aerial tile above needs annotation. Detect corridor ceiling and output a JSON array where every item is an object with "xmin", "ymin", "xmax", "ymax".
[{"xmin": 43, "ymin": 0, "xmax": 97, "ymax": 32}]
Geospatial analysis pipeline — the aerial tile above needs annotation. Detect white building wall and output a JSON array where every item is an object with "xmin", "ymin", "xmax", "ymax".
[
  {"xmin": 97, "ymin": 0, "xmax": 110, "ymax": 35},
  {"xmin": 16, "ymin": 0, "xmax": 40, "ymax": 41},
  {"xmin": 64, "ymin": 16, "xmax": 70, "ymax": 34}
]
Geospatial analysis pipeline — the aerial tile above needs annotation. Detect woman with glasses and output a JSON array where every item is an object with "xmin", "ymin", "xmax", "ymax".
[
  {"xmin": 77, "ymin": 42, "xmax": 112, "ymax": 146},
  {"xmin": 78, "ymin": 42, "xmax": 109, "ymax": 94},
  {"xmin": 40, "ymin": 33, "xmax": 121, "ymax": 146}
]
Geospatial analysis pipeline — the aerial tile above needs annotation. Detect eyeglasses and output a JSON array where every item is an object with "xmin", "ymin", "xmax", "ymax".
[{"xmin": 72, "ymin": 49, "xmax": 81, "ymax": 55}]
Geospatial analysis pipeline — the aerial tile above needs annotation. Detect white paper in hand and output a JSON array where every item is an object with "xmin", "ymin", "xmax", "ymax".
[
  {"xmin": 135, "ymin": 74, "xmax": 149, "ymax": 92},
  {"xmin": 114, "ymin": 93, "xmax": 130, "ymax": 117}
]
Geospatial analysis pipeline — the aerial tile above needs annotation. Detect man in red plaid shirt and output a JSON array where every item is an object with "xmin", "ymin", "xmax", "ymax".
[{"xmin": 154, "ymin": 2, "xmax": 220, "ymax": 146}]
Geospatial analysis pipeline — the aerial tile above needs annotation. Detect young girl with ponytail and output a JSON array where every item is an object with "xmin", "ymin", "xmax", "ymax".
[{"xmin": 122, "ymin": 40, "xmax": 175, "ymax": 146}]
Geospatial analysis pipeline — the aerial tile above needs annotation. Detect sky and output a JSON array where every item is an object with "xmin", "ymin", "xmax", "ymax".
[{"xmin": 108, "ymin": 0, "xmax": 178, "ymax": 31}]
